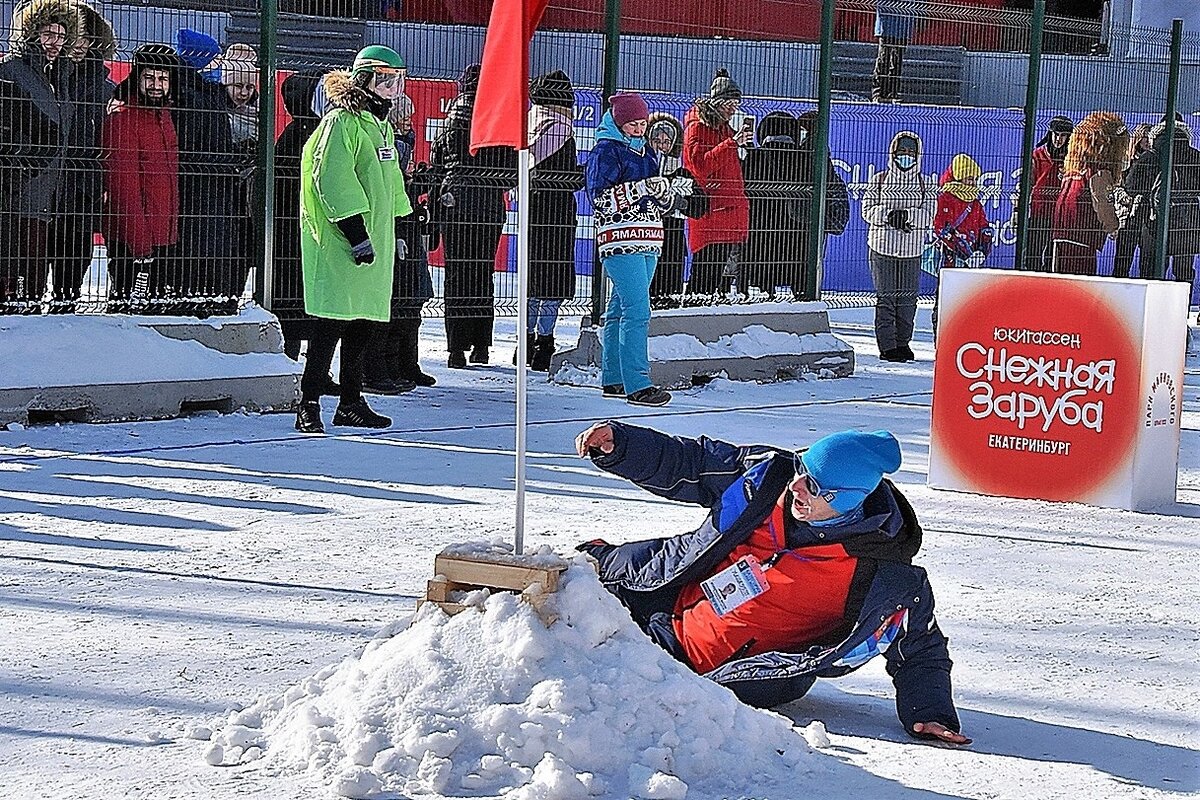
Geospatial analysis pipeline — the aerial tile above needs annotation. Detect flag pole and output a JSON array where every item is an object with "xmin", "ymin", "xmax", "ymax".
[{"xmin": 515, "ymin": 144, "xmax": 530, "ymax": 555}]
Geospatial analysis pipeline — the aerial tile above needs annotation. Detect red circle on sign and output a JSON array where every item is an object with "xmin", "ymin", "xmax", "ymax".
[{"xmin": 931, "ymin": 277, "xmax": 1140, "ymax": 501}]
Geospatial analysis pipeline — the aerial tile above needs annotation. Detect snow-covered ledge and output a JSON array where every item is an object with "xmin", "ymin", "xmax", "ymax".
[
  {"xmin": 0, "ymin": 305, "xmax": 300, "ymax": 427},
  {"xmin": 550, "ymin": 301, "xmax": 855, "ymax": 389}
]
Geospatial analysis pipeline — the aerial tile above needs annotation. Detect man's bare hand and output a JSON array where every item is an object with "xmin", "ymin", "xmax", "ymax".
[
  {"xmin": 911, "ymin": 722, "xmax": 972, "ymax": 746},
  {"xmin": 576, "ymin": 423, "xmax": 614, "ymax": 457}
]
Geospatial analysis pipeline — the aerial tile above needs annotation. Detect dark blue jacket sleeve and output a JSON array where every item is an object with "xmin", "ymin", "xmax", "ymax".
[
  {"xmin": 590, "ymin": 422, "xmax": 749, "ymax": 507},
  {"xmin": 586, "ymin": 140, "xmax": 624, "ymax": 200},
  {"xmin": 884, "ymin": 575, "xmax": 961, "ymax": 736}
]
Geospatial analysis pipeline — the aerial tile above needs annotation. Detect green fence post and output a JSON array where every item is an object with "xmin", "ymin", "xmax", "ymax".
[
  {"xmin": 589, "ymin": 0, "xmax": 621, "ymax": 327},
  {"xmin": 1014, "ymin": 0, "xmax": 1046, "ymax": 272},
  {"xmin": 256, "ymin": 0, "xmax": 279, "ymax": 310},
  {"xmin": 1152, "ymin": 18, "xmax": 1184, "ymax": 281},
  {"xmin": 803, "ymin": 0, "xmax": 836, "ymax": 301}
]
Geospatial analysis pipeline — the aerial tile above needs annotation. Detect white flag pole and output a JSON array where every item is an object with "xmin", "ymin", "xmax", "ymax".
[{"xmin": 515, "ymin": 146, "xmax": 531, "ymax": 555}]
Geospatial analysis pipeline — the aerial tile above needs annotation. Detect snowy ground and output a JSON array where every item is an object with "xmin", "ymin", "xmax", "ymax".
[{"xmin": 1, "ymin": 307, "xmax": 1197, "ymax": 800}]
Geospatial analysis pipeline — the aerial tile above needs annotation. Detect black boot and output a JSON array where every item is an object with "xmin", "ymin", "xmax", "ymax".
[
  {"xmin": 448, "ymin": 350, "xmax": 468, "ymax": 369},
  {"xmin": 295, "ymin": 400, "xmax": 325, "ymax": 434},
  {"xmin": 332, "ymin": 398, "xmax": 391, "ymax": 428},
  {"xmin": 469, "ymin": 344, "xmax": 489, "ymax": 364},
  {"xmin": 531, "ymin": 334, "xmax": 554, "ymax": 372},
  {"xmin": 514, "ymin": 332, "xmax": 535, "ymax": 366},
  {"xmin": 394, "ymin": 319, "xmax": 435, "ymax": 386}
]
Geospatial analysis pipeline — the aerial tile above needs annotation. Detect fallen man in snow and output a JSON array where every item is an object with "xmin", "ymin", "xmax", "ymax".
[{"xmin": 575, "ymin": 421, "xmax": 971, "ymax": 746}]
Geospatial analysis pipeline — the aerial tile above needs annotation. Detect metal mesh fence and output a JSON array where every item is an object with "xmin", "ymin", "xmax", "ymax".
[{"xmin": 0, "ymin": 0, "xmax": 1194, "ymax": 343}]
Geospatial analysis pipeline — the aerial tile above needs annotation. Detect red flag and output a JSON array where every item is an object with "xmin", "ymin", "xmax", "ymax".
[{"xmin": 470, "ymin": 0, "xmax": 550, "ymax": 152}]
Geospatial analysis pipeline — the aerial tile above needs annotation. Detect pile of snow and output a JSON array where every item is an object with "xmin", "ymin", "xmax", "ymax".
[
  {"xmin": 201, "ymin": 546, "xmax": 829, "ymax": 800},
  {"xmin": 650, "ymin": 326, "xmax": 851, "ymax": 362}
]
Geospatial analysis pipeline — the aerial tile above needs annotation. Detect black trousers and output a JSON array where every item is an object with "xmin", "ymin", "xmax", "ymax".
[
  {"xmin": 873, "ymin": 38, "xmax": 906, "ymax": 102},
  {"xmin": 300, "ymin": 318, "xmax": 375, "ymax": 404},
  {"xmin": 442, "ymin": 219, "xmax": 501, "ymax": 352},
  {"xmin": 689, "ymin": 242, "xmax": 741, "ymax": 296}
]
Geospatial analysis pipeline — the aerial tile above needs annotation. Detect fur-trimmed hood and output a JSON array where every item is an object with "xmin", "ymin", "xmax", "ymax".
[
  {"xmin": 75, "ymin": 1, "xmax": 115, "ymax": 59},
  {"xmin": 689, "ymin": 96, "xmax": 727, "ymax": 129},
  {"xmin": 321, "ymin": 69, "xmax": 370, "ymax": 113},
  {"xmin": 647, "ymin": 111, "xmax": 683, "ymax": 158},
  {"xmin": 10, "ymin": 0, "xmax": 82, "ymax": 54}
]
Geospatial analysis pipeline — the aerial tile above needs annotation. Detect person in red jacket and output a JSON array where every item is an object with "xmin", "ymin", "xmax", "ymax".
[
  {"xmin": 682, "ymin": 68, "xmax": 751, "ymax": 298},
  {"xmin": 1022, "ymin": 115, "xmax": 1073, "ymax": 271},
  {"xmin": 102, "ymin": 44, "xmax": 180, "ymax": 312},
  {"xmin": 931, "ymin": 154, "xmax": 993, "ymax": 335}
]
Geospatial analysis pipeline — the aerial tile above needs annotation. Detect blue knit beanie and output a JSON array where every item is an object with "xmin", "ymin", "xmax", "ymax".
[
  {"xmin": 175, "ymin": 28, "xmax": 221, "ymax": 73},
  {"xmin": 799, "ymin": 430, "xmax": 902, "ymax": 514}
]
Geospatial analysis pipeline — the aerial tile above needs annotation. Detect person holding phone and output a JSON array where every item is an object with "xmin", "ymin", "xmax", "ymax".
[{"xmin": 683, "ymin": 68, "xmax": 751, "ymax": 298}]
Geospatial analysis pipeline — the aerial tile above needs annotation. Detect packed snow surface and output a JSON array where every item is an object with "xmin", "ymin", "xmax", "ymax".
[{"xmin": 204, "ymin": 550, "xmax": 826, "ymax": 800}]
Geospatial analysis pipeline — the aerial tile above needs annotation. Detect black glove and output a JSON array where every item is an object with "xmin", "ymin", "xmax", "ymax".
[
  {"xmin": 886, "ymin": 208, "xmax": 912, "ymax": 232},
  {"xmin": 335, "ymin": 215, "xmax": 374, "ymax": 265}
]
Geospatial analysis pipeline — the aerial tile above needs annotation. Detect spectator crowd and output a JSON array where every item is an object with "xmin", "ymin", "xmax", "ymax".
[{"xmin": 0, "ymin": 0, "xmax": 1195, "ymax": 418}]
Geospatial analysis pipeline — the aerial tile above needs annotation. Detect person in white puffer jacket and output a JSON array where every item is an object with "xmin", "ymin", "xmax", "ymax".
[{"xmin": 861, "ymin": 130, "xmax": 936, "ymax": 362}]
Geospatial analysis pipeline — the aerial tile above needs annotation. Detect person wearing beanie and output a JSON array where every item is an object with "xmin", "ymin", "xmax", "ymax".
[
  {"xmin": 295, "ymin": 44, "xmax": 413, "ymax": 435},
  {"xmin": 585, "ymin": 91, "xmax": 694, "ymax": 408},
  {"xmin": 683, "ymin": 68, "xmax": 751, "ymax": 298},
  {"xmin": 429, "ymin": 62, "xmax": 517, "ymax": 368},
  {"xmin": 862, "ymin": 130, "xmax": 936, "ymax": 362},
  {"xmin": 1022, "ymin": 115, "xmax": 1074, "ymax": 272},
  {"xmin": 171, "ymin": 26, "xmax": 240, "ymax": 314},
  {"xmin": 523, "ymin": 69, "xmax": 584, "ymax": 372},
  {"xmin": 101, "ymin": 44, "xmax": 181, "ymax": 312},
  {"xmin": 575, "ymin": 421, "xmax": 968, "ymax": 746}
]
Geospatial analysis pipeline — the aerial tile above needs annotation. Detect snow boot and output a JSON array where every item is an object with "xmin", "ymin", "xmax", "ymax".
[
  {"xmin": 394, "ymin": 320, "xmax": 436, "ymax": 386},
  {"xmin": 469, "ymin": 344, "xmax": 489, "ymax": 365},
  {"xmin": 514, "ymin": 332, "xmax": 535, "ymax": 366},
  {"xmin": 295, "ymin": 401, "xmax": 325, "ymax": 434},
  {"xmin": 627, "ymin": 386, "xmax": 672, "ymax": 407},
  {"xmin": 448, "ymin": 350, "xmax": 468, "ymax": 369},
  {"xmin": 531, "ymin": 334, "xmax": 554, "ymax": 372},
  {"xmin": 333, "ymin": 399, "xmax": 391, "ymax": 429}
]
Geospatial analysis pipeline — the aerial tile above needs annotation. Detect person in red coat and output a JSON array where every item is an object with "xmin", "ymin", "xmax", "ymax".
[
  {"xmin": 931, "ymin": 154, "xmax": 993, "ymax": 334},
  {"xmin": 682, "ymin": 68, "xmax": 751, "ymax": 298},
  {"xmin": 1022, "ymin": 115, "xmax": 1073, "ymax": 271},
  {"xmin": 102, "ymin": 44, "xmax": 180, "ymax": 311}
]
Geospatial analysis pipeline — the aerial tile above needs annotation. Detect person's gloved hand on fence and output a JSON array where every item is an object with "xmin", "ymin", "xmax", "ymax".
[
  {"xmin": 395, "ymin": 238, "xmax": 408, "ymax": 262},
  {"xmin": 336, "ymin": 215, "xmax": 375, "ymax": 266},
  {"xmin": 886, "ymin": 208, "xmax": 912, "ymax": 233},
  {"xmin": 976, "ymin": 229, "xmax": 994, "ymax": 257}
]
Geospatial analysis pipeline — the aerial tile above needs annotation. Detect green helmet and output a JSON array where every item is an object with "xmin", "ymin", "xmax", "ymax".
[{"xmin": 352, "ymin": 45, "xmax": 405, "ymax": 76}]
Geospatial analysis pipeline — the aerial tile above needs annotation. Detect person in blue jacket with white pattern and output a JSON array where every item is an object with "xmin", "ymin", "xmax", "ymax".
[
  {"xmin": 586, "ymin": 93, "xmax": 693, "ymax": 408},
  {"xmin": 575, "ymin": 420, "xmax": 970, "ymax": 746}
]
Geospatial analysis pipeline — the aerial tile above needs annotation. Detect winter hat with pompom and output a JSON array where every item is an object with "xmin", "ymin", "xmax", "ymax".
[
  {"xmin": 709, "ymin": 68, "xmax": 742, "ymax": 102},
  {"xmin": 798, "ymin": 430, "xmax": 902, "ymax": 514}
]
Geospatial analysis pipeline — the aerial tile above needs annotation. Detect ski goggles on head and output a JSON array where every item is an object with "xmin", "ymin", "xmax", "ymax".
[
  {"xmin": 792, "ymin": 454, "xmax": 838, "ymax": 503},
  {"xmin": 371, "ymin": 68, "xmax": 404, "ymax": 89}
]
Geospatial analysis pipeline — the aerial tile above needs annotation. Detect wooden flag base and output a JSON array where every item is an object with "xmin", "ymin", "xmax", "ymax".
[{"xmin": 420, "ymin": 550, "xmax": 566, "ymax": 617}]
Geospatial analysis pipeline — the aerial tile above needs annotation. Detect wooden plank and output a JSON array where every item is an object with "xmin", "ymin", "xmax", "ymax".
[
  {"xmin": 425, "ymin": 579, "xmax": 475, "ymax": 603},
  {"xmin": 434, "ymin": 554, "xmax": 562, "ymax": 594}
]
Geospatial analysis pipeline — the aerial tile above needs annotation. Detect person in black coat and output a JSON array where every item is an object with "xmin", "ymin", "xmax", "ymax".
[
  {"xmin": 0, "ymin": 0, "xmax": 79, "ymax": 311},
  {"xmin": 171, "ymin": 28, "xmax": 239, "ymax": 315},
  {"xmin": 55, "ymin": 0, "xmax": 115, "ymax": 310},
  {"xmin": 363, "ymin": 92, "xmax": 437, "ymax": 392},
  {"xmin": 1125, "ymin": 119, "xmax": 1200, "ymax": 287},
  {"xmin": 273, "ymin": 69, "xmax": 323, "ymax": 359},
  {"xmin": 523, "ymin": 70, "xmax": 584, "ymax": 372},
  {"xmin": 792, "ymin": 111, "xmax": 850, "ymax": 299},
  {"xmin": 429, "ymin": 63, "xmax": 517, "ymax": 368},
  {"xmin": 742, "ymin": 112, "xmax": 806, "ymax": 298}
]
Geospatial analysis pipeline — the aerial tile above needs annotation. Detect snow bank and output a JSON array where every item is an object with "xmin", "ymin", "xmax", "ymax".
[
  {"xmin": 204, "ymin": 549, "xmax": 826, "ymax": 799},
  {"xmin": 650, "ymin": 326, "xmax": 850, "ymax": 361}
]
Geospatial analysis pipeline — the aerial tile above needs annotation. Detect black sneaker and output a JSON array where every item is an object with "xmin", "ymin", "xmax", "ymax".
[
  {"xmin": 626, "ymin": 386, "xmax": 671, "ymax": 407},
  {"xmin": 448, "ymin": 351, "xmax": 468, "ymax": 369},
  {"xmin": 469, "ymin": 345, "xmax": 489, "ymax": 364},
  {"xmin": 880, "ymin": 348, "xmax": 905, "ymax": 362},
  {"xmin": 399, "ymin": 369, "xmax": 437, "ymax": 387},
  {"xmin": 294, "ymin": 401, "xmax": 325, "ymax": 434},
  {"xmin": 363, "ymin": 378, "xmax": 416, "ymax": 395},
  {"xmin": 601, "ymin": 384, "xmax": 625, "ymax": 399},
  {"xmin": 332, "ymin": 399, "xmax": 391, "ymax": 428},
  {"xmin": 898, "ymin": 345, "xmax": 915, "ymax": 362}
]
